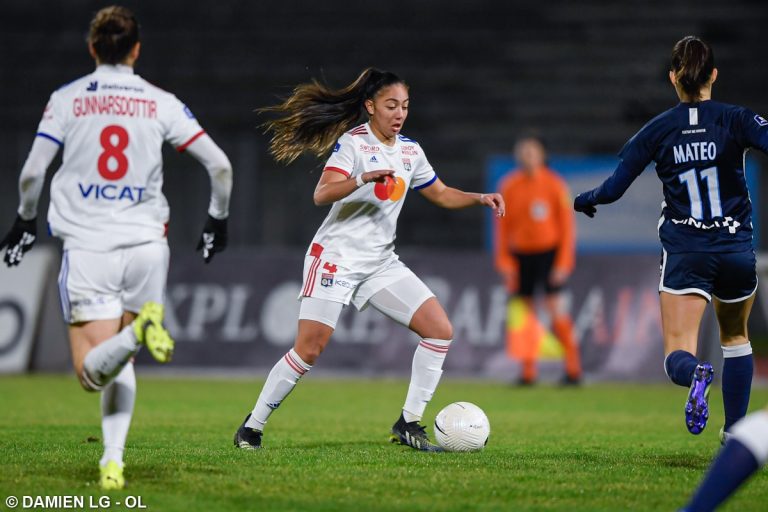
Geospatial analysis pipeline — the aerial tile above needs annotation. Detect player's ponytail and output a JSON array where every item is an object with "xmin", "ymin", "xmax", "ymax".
[
  {"xmin": 88, "ymin": 6, "xmax": 140, "ymax": 65},
  {"xmin": 261, "ymin": 68, "xmax": 406, "ymax": 165},
  {"xmin": 671, "ymin": 36, "xmax": 715, "ymax": 101}
]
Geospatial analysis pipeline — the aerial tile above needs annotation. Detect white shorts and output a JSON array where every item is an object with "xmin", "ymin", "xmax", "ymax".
[
  {"xmin": 58, "ymin": 242, "xmax": 169, "ymax": 324},
  {"xmin": 299, "ymin": 252, "xmax": 434, "ymax": 328}
]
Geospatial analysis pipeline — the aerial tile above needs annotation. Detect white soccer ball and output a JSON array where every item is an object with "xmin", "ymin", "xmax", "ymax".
[{"xmin": 433, "ymin": 402, "xmax": 490, "ymax": 452}]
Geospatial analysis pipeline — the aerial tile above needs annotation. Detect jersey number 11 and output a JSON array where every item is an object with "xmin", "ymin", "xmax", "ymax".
[{"xmin": 678, "ymin": 166, "xmax": 722, "ymax": 220}]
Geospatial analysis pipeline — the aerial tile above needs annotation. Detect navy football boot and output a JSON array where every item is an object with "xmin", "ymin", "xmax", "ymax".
[{"xmin": 686, "ymin": 362, "xmax": 714, "ymax": 435}]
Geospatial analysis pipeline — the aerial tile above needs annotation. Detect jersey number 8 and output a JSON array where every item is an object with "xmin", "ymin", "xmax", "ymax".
[
  {"xmin": 98, "ymin": 125, "xmax": 129, "ymax": 181},
  {"xmin": 678, "ymin": 166, "xmax": 722, "ymax": 220}
]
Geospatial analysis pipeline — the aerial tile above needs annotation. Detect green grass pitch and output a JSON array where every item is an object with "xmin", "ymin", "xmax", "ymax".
[{"xmin": 1, "ymin": 375, "xmax": 767, "ymax": 511}]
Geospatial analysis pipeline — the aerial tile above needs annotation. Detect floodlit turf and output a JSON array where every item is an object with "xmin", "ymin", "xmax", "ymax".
[{"xmin": 1, "ymin": 376, "xmax": 767, "ymax": 511}]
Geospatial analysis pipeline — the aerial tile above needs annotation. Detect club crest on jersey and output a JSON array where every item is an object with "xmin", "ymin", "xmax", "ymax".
[
  {"xmin": 402, "ymin": 158, "xmax": 412, "ymax": 172},
  {"xmin": 86, "ymin": 81, "xmax": 98, "ymax": 92},
  {"xmin": 320, "ymin": 273, "xmax": 335, "ymax": 287},
  {"xmin": 755, "ymin": 115, "xmax": 768, "ymax": 127}
]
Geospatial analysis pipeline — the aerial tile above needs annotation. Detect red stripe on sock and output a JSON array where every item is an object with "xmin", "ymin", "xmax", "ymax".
[
  {"xmin": 419, "ymin": 340, "xmax": 450, "ymax": 353},
  {"xmin": 284, "ymin": 354, "xmax": 306, "ymax": 375}
]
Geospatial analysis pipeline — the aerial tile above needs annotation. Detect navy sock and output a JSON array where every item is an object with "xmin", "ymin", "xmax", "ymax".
[
  {"xmin": 684, "ymin": 439, "xmax": 759, "ymax": 512},
  {"xmin": 722, "ymin": 353, "xmax": 753, "ymax": 431},
  {"xmin": 664, "ymin": 350, "xmax": 699, "ymax": 387}
]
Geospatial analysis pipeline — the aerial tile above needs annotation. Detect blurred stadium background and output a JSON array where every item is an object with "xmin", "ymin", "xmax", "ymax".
[{"xmin": 3, "ymin": 0, "xmax": 768, "ymax": 381}]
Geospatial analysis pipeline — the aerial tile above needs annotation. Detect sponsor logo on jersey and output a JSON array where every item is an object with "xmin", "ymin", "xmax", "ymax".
[
  {"xmin": 359, "ymin": 144, "xmax": 380, "ymax": 154},
  {"xmin": 183, "ymin": 105, "xmax": 196, "ymax": 119},
  {"xmin": 401, "ymin": 145, "xmax": 419, "ymax": 156},
  {"xmin": 402, "ymin": 158, "xmax": 412, "ymax": 172},
  {"xmin": 755, "ymin": 115, "xmax": 768, "ymax": 127},
  {"xmin": 334, "ymin": 279, "xmax": 355, "ymax": 289},
  {"xmin": 671, "ymin": 216, "xmax": 741, "ymax": 234},
  {"xmin": 369, "ymin": 155, "xmax": 378, "ymax": 163},
  {"xmin": 78, "ymin": 182, "xmax": 146, "ymax": 203},
  {"xmin": 374, "ymin": 175, "xmax": 406, "ymax": 202},
  {"xmin": 333, "ymin": 142, "xmax": 341, "ymax": 153},
  {"xmin": 86, "ymin": 81, "xmax": 98, "ymax": 92},
  {"xmin": 320, "ymin": 273, "xmax": 335, "ymax": 287},
  {"xmin": 102, "ymin": 83, "xmax": 145, "ymax": 93}
]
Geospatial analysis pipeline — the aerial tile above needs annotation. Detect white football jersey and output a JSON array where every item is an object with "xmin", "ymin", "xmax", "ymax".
[
  {"xmin": 309, "ymin": 123, "xmax": 437, "ymax": 274},
  {"xmin": 37, "ymin": 64, "xmax": 205, "ymax": 251}
]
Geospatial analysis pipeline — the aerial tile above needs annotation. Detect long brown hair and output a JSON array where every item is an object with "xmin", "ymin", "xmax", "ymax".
[
  {"xmin": 671, "ymin": 36, "xmax": 715, "ymax": 101},
  {"xmin": 261, "ymin": 68, "xmax": 406, "ymax": 164}
]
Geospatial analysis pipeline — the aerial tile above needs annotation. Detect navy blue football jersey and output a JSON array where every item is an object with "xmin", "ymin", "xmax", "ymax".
[{"xmin": 584, "ymin": 100, "xmax": 768, "ymax": 253}]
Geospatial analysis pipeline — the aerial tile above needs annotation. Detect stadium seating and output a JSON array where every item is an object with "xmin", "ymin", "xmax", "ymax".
[{"xmin": 1, "ymin": 0, "xmax": 765, "ymax": 248}]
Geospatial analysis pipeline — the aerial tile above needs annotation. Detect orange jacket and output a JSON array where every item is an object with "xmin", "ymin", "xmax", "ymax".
[{"xmin": 495, "ymin": 166, "xmax": 575, "ymax": 275}]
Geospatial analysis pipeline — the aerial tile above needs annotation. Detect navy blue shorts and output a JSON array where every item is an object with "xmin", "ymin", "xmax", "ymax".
[{"xmin": 659, "ymin": 249, "xmax": 757, "ymax": 302}]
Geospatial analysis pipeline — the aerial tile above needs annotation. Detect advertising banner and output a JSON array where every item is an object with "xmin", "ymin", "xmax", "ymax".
[
  {"xmin": 130, "ymin": 248, "xmax": 685, "ymax": 381},
  {"xmin": 0, "ymin": 247, "xmax": 63, "ymax": 373}
]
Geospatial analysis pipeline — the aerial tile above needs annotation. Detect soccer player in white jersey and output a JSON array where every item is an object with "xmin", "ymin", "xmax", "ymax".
[
  {"xmin": 0, "ymin": 6, "xmax": 232, "ymax": 488},
  {"xmin": 233, "ymin": 68, "xmax": 504, "ymax": 451}
]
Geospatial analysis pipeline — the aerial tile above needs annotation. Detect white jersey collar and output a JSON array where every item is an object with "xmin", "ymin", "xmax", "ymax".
[
  {"xmin": 95, "ymin": 64, "xmax": 135, "ymax": 75},
  {"xmin": 365, "ymin": 122, "xmax": 400, "ymax": 154}
]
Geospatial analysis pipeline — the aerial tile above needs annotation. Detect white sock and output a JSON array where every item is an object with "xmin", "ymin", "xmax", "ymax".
[
  {"xmin": 403, "ymin": 338, "xmax": 451, "ymax": 423},
  {"xmin": 83, "ymin": 325, "xmax": 140, "ymax": 388},
  {"xmin": 731, "ymin": 410, "xmax": 768, "ymax": 465},
  {"xmin": 245, "ymin": 349, "xmax": 312, "ymax": 430},
  {"xmin": 722, "ymin": 343, "xmax": 753, "ymax": 358},
  {"xmin": 99, "ymin": 362, "xmax": 136, "ymax": 467}
]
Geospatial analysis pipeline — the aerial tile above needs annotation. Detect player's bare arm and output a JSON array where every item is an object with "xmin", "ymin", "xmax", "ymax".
[
  {"xmin": 313, "ymin": 168, "xmax": 395, "ymax": 206},
  {"xmin": 418, "ymin": 178, "xmax": 505, "ymax": 216}
]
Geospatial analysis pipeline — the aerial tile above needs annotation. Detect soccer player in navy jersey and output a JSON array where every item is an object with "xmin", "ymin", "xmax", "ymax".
[{"xmin": 575, "ymin": 36, "xmax": 768, "ymax": 441}]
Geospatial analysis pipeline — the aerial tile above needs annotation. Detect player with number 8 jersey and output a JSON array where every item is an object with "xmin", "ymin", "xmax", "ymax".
[
  {"xmin": 574, "ymin": 36, "xmax": 768, "ymax": 445},
  {"xmin": 40, "ymin": 47, "xmax": 210, "ymax": 251},
  {"xmin": 0, "ymin": 6, "xmax": 233, "ymax": 490}
]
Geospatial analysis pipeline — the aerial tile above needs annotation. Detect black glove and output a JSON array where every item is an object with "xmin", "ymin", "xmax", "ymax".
[
  {"xmin": 196, "ymin": 215, "xmax": 227, "ymax": 263},
  {"xmin": 0, "ymin": 216, "xmax": 37, "ymax": 267},
  {"xmin": 573, "ymin": 193, "xmax": 597, "ymax": 218}
]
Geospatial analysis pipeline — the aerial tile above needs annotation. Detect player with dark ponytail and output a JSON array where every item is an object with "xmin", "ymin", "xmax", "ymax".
[
  {"xmin": 671, "ymin": 35, "xmax": 715, "ymax": 101},
  {"xmin": 0, "ymin": 5, "xmax": 233, "ymax": 489},
  {"xmin": 262, "ymin": 68, "xmax": 404, "ymax": 164},
  {"xmin": 575, "ymin": 36, "xmax": 768, "ymax": 446},
  {"xmin": 234, "ymin": 68, "xmax": 505, "ymax": 452}
]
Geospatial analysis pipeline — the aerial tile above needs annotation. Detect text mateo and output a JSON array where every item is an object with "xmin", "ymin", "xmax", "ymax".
[
  {"xmin": 673, "ymin": 142, "xmax": 716, "ymax": 164},
  {"xmin": 73, "ymin": 95, "xmax": 157, "ymax": 118}
]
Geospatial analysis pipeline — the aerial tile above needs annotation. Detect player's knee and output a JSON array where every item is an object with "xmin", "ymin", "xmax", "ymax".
[
  {"xmin": 427, "ymin": 319, "xmax": 453, "ymax": 341},
  {"xmin": 299, "ymin": 344, "xmax": 324, "ymax": 365},
  {"xmin": 294, "ymin": 333, "xmax": 329, "ymax": 365}
]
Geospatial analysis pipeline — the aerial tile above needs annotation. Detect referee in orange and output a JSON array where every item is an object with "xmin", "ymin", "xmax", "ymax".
[{"xmin": 495, "ymin": 135, "xmax": 582, "ymax": 385}]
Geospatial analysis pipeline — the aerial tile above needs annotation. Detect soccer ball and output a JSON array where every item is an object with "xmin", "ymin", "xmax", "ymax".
[{"xmin": 433, "ymin": 402, "xmax": 490, "ymax": 452}]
